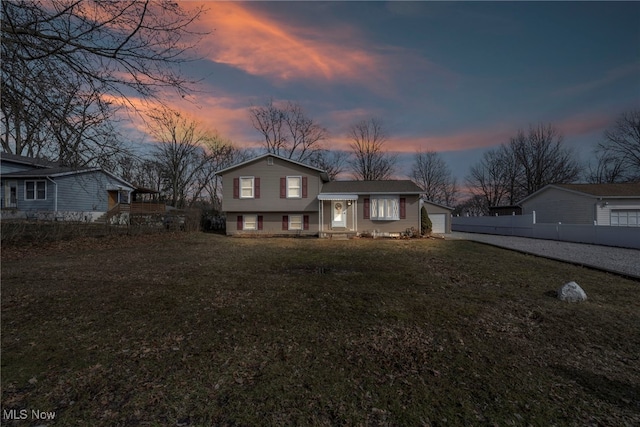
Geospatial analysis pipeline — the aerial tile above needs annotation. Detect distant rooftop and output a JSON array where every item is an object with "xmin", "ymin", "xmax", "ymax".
[
  {"xmin": 0, "ymin": 152, "xmax": 60, "ymax": 168},
  {"xmin": 555, "ymin": 183, "xmax": 640, "ymax": 197}
]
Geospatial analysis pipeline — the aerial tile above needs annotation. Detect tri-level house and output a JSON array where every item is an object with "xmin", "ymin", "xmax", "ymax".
[{"xmin": 216, "ymin": 153, "xmax": 428, "ymax": 237}]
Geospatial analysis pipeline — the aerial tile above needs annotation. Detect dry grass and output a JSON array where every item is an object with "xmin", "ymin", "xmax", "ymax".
[{"xmin": 1, "ymin": 233, "xmax": 639, "ymax": 426}]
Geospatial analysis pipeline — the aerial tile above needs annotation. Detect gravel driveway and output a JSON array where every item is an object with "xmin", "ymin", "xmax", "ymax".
[{"xmin": 448, "ymin": 232, "xmax": 640, "ymax": 279}]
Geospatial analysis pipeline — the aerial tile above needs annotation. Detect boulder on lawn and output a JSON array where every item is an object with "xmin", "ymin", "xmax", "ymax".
[{"xmin": 557, "ymin": 281, "xmax": 587, "ymax": 303}]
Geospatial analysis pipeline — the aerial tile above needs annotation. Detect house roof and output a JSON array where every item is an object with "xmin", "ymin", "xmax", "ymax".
[
  {"xmin": 519, "ymin": 182, "xmax": 640, "ymax": 204},
  {"xmin": 1, "ymin": 166, "xmax": 101, "ymax": 177},
  {"xmin": 1, "ymin": 152, "xmax": 60, "ymax": 168},
  {"xmin": 422, "ymin": 199, "xmax": 454, "ymax": 211},
  {"xmin": 321, "ymin": 180, "xmax": 424, "ymax": 195},
  {"xmin": 1, "ymin": 166, "xmax": 135, "ymax": 190},
  {"xmin": 216, "ymin": 153, "xmax": 329, "ymax": 179},
  {"xmin": 554, "ymin": 183, "xmax": 640, "ymax": 197}
]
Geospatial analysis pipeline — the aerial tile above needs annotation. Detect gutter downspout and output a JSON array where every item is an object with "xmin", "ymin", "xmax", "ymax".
[{"xmin": 46, "ymin": 177, "xmax": 58, "ymax": 212}]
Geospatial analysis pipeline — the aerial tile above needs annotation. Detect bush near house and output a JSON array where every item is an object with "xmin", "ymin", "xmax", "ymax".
[{"xmin": 421, "ymin": 205, "xmax": 432, "ymax": 235}]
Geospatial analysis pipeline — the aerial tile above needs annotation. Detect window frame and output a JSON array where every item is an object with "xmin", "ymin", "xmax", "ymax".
[
  {"xmin": 239, "ymin": 176, "xmax": 255, "ymax": 199},
  {"xmin": 370, "ymin": 196, "xmax": 399, "ymax": 221},
  {"xmin": 25, "ymin": 180, "xmax": 47, "ymax": 201},
  {"xmin": 289, "ymin": 214, "xmax": 303, "ymax": 230},
  {"xmin": 611, "ymin": 210, "xmax": 640, "ymax": 227},
  {"xmin": 286, "ymin": 176, "xmax": 302, "ymax": 199},
  {"xmin": 243, "ymin": 214, "xmax": 258, "ymax": 230}
]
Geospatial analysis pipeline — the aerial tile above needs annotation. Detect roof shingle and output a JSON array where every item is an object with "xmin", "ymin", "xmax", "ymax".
[
  {"xmin": 555, "ymin": 183, "xmax": 640, "ymax": 197},
  {"xmin": 321, "ymin": 180, "xmax": 423, "ymax": 194}
]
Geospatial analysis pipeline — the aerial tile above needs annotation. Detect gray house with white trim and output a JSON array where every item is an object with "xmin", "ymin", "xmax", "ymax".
[
  {"xmin": 519, "ymin": 183, "xmax": 640, "ymax": 226},
  {"xmin": 216, "ymin": 153, "xmax": 427, "ymax": 237}
]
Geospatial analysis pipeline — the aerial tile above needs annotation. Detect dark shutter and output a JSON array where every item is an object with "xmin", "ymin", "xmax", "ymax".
[
  {"xmin": 255, "ymin": 177, "xmax": 260, "ymax": 199},
  {"xmin": 280, "ymin": 178, "xmax": 286, "ymax": 198},
  {"xmin": 282, "ymin": 215, "xmax": 289, "ymax": 230},
  {"xmin": 363, "ymin": 198, "xmax": 370, "ymax": 219},
  {"xmin": 399, "ymin": 198, "xmax": 406, "ymax": 219},
  {"xmin": 233, "ymin": 178, "xmax": 239, "ymax": 199},
  {"xmin": 257, "ymin": 215, "xmax": 263, "ymax": 230},
  {"xmin": 237, "ymin": 215, "xmax": 243, "ymax": 230},
  {"xmin": 303, "ymin": 215, "xmax": 310, "ymax": 230},
  {"xmin": 302, "ymin": 177, "xmax": 308, "ymax": 198}
]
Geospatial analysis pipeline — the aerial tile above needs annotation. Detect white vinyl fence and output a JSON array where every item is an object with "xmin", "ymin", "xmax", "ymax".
[{"xmin": 452, "ymin": 212, "xmax": 640, "ymax": 249}]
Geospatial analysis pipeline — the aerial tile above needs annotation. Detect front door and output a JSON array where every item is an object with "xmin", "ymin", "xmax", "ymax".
[
  {"xmin": 4, "ymin": 181, "xmax": 17, "ymax": 208},
  {"xmin": 108, "ymin": 190, "xmax": 119, "ymax": 209},
  {"xmin": 332, "ymin": 201, "xmax": 346, "ymax": 228}
]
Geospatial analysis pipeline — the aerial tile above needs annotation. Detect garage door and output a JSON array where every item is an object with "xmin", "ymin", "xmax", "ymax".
[{"xmin": 430, "ymin": 214, "xmax": 446, "ymax": 234}]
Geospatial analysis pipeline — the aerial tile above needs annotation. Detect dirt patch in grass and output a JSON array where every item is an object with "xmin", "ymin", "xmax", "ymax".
[{"xmin": 2, "ymin": 234, "xmax": 639, "ymax": 426}]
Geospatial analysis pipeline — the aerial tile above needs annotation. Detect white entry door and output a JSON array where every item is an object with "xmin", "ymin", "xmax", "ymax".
[{"xmin": 332, "ymin": 201, "xmax": 346, "ymax": 227}]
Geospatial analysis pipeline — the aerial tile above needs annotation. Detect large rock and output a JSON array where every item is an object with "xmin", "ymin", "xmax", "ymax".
[{"xmin": 557, "ymin": 281, "xmax": 587, "ymax": 302}]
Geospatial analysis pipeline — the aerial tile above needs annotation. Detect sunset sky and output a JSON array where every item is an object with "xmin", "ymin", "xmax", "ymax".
[{"xmin": 129, "ymin": 1, "xmax": 640, "ymax": 183}]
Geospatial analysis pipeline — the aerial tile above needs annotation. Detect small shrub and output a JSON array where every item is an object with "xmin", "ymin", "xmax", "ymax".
[{"xmin": 421, "ymin": 206, "xmax": 432, "ymax": 235}]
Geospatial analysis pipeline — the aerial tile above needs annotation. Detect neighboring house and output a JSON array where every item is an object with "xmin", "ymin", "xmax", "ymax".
[
  {"xmin": 216, "ymin": 153, "xmax": 428, "ymax": 237},
  {"xmin": 519, "ymin": 183, "xmax": 640, "ymax": 226},
  {"xmin": 1, "ymin": 153, "xmax": 135, "ymax": 222}
]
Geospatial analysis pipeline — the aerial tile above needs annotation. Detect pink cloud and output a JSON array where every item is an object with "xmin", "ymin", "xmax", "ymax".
[
  {"xmin": 555, "ymin": 113, "xmax": 611, "ymax": 138},
  {"xmin": 555, "ymin": 62, "xmax": 640, "ymax": 98},
  {"xmin": 389, "ymin": 126, "xmax": 515, "ymax": 153},
  {"xmin": 182, "ymin": 2, "xmax": 450, "ymax": 93}
]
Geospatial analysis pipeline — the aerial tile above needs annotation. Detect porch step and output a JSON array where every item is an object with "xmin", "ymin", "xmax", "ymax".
[{"xmin": 331, "ymin": 233, "xmax": 349, "ymax": 240}]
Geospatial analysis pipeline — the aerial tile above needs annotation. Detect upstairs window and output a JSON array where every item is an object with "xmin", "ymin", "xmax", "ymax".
[
  {"xmin": 287, "ymin": 176, "xmax": 301, "ymax": 198},
  {"xmin": 240, "ymin": 177, "xmax": 254, "ymax": 198},
  {"xmin": 25, "ymin": 180, "xmax": 46, "ymax": 200},
  {"xmin": 234, "ymin": 177, "xmax": 259, "ymax": 199},
  {"xmin": 281, "ymin": 176, "xmax": 307, "ymax": 198}
]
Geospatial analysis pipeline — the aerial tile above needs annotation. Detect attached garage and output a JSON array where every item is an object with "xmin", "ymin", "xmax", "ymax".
[
  {"xmin": 430, "ymin": 213, "xmax": 447, "ymax": 234},
  {"xmin": 422, "ymin": 200, "xmax": 453, "ymax": 234}
]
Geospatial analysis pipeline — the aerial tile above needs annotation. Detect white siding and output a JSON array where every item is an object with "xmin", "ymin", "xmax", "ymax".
[{"xmin": 595, "ymin": 199, "xmax": 640, "ymax": 225}]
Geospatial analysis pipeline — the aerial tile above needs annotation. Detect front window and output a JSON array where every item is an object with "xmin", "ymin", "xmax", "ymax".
[
  {"xmin": 243, "ymin": 214, "xmax": 257, "ymax": 230},
  {"xmin": 289, "ymin": 215, "xmax": 303, "ymax": 230},
  {"xmin": 287, "ymin": 176, "xmax": 301, "ymax": 198},
  {"xmin": 370, "ymin": 197, "xmax": 399, "ymax": 220},
  {"xmin": 25, "ymin": 181, "xmax": 46, "ymax": 200},
  {"xmin": 240, "ymin": 177, "xmax": 254, "ymax": 198},
  {"xmin": 611, "ymin": 210, "xmax": 640, "ymax": 227}
]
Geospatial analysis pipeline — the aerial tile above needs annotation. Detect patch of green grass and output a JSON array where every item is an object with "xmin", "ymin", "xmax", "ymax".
[{"xmin": 2, "ymin": 234, "xmax": 639, "ymax": 426}]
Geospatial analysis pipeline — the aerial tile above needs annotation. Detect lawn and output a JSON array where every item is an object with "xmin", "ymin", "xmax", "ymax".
[{"xmin": 1, "ymin": 233, "xmax": 639, "ymax": 426}]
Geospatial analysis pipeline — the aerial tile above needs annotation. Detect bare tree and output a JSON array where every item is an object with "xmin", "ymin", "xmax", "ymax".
[
  {"xmin": 510, "ymin": 123, "xmax": 581, "ymax": 195},
  {"xmin": 467, "ymin": 123, "xmax": 580, "ymax": 208},
  {"xmin": 106, "ymin": 153, "xmax": 165, "ymax": 193},
  {"xmin": 313, "ymin": 150, "xmax": 348, "ymax": 180},
  {"xmin": 348, "ymin": 118, "xmax": 396, "ymax": 180},
  {"xmin": 148, "ymin": 108, "xmax": 226, "ymax": 209},
  {"xmin": 588, "ymin": 110, "xmax": 640, "ymax": 183},
  {"xmin": 453, "ymin": 195, "xmax": 489, "ymax": 217},
  {"xmin": 1, "ymin": 0, "xmax": 205, "ymax": 164},
  {"xmin": 465, "ymin": 147, "xmax": 513, "ymax": 209},
  {"xmin": 249, "ymin": 99, "xmax": 328, "ymax": 163},
  {"xmin": 411, "ymin": 150, "xmax": 457, "ymax": 206},
  {"xmin": 196, "ymin": 140, "xmax": 250, "ymax": 211}
]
